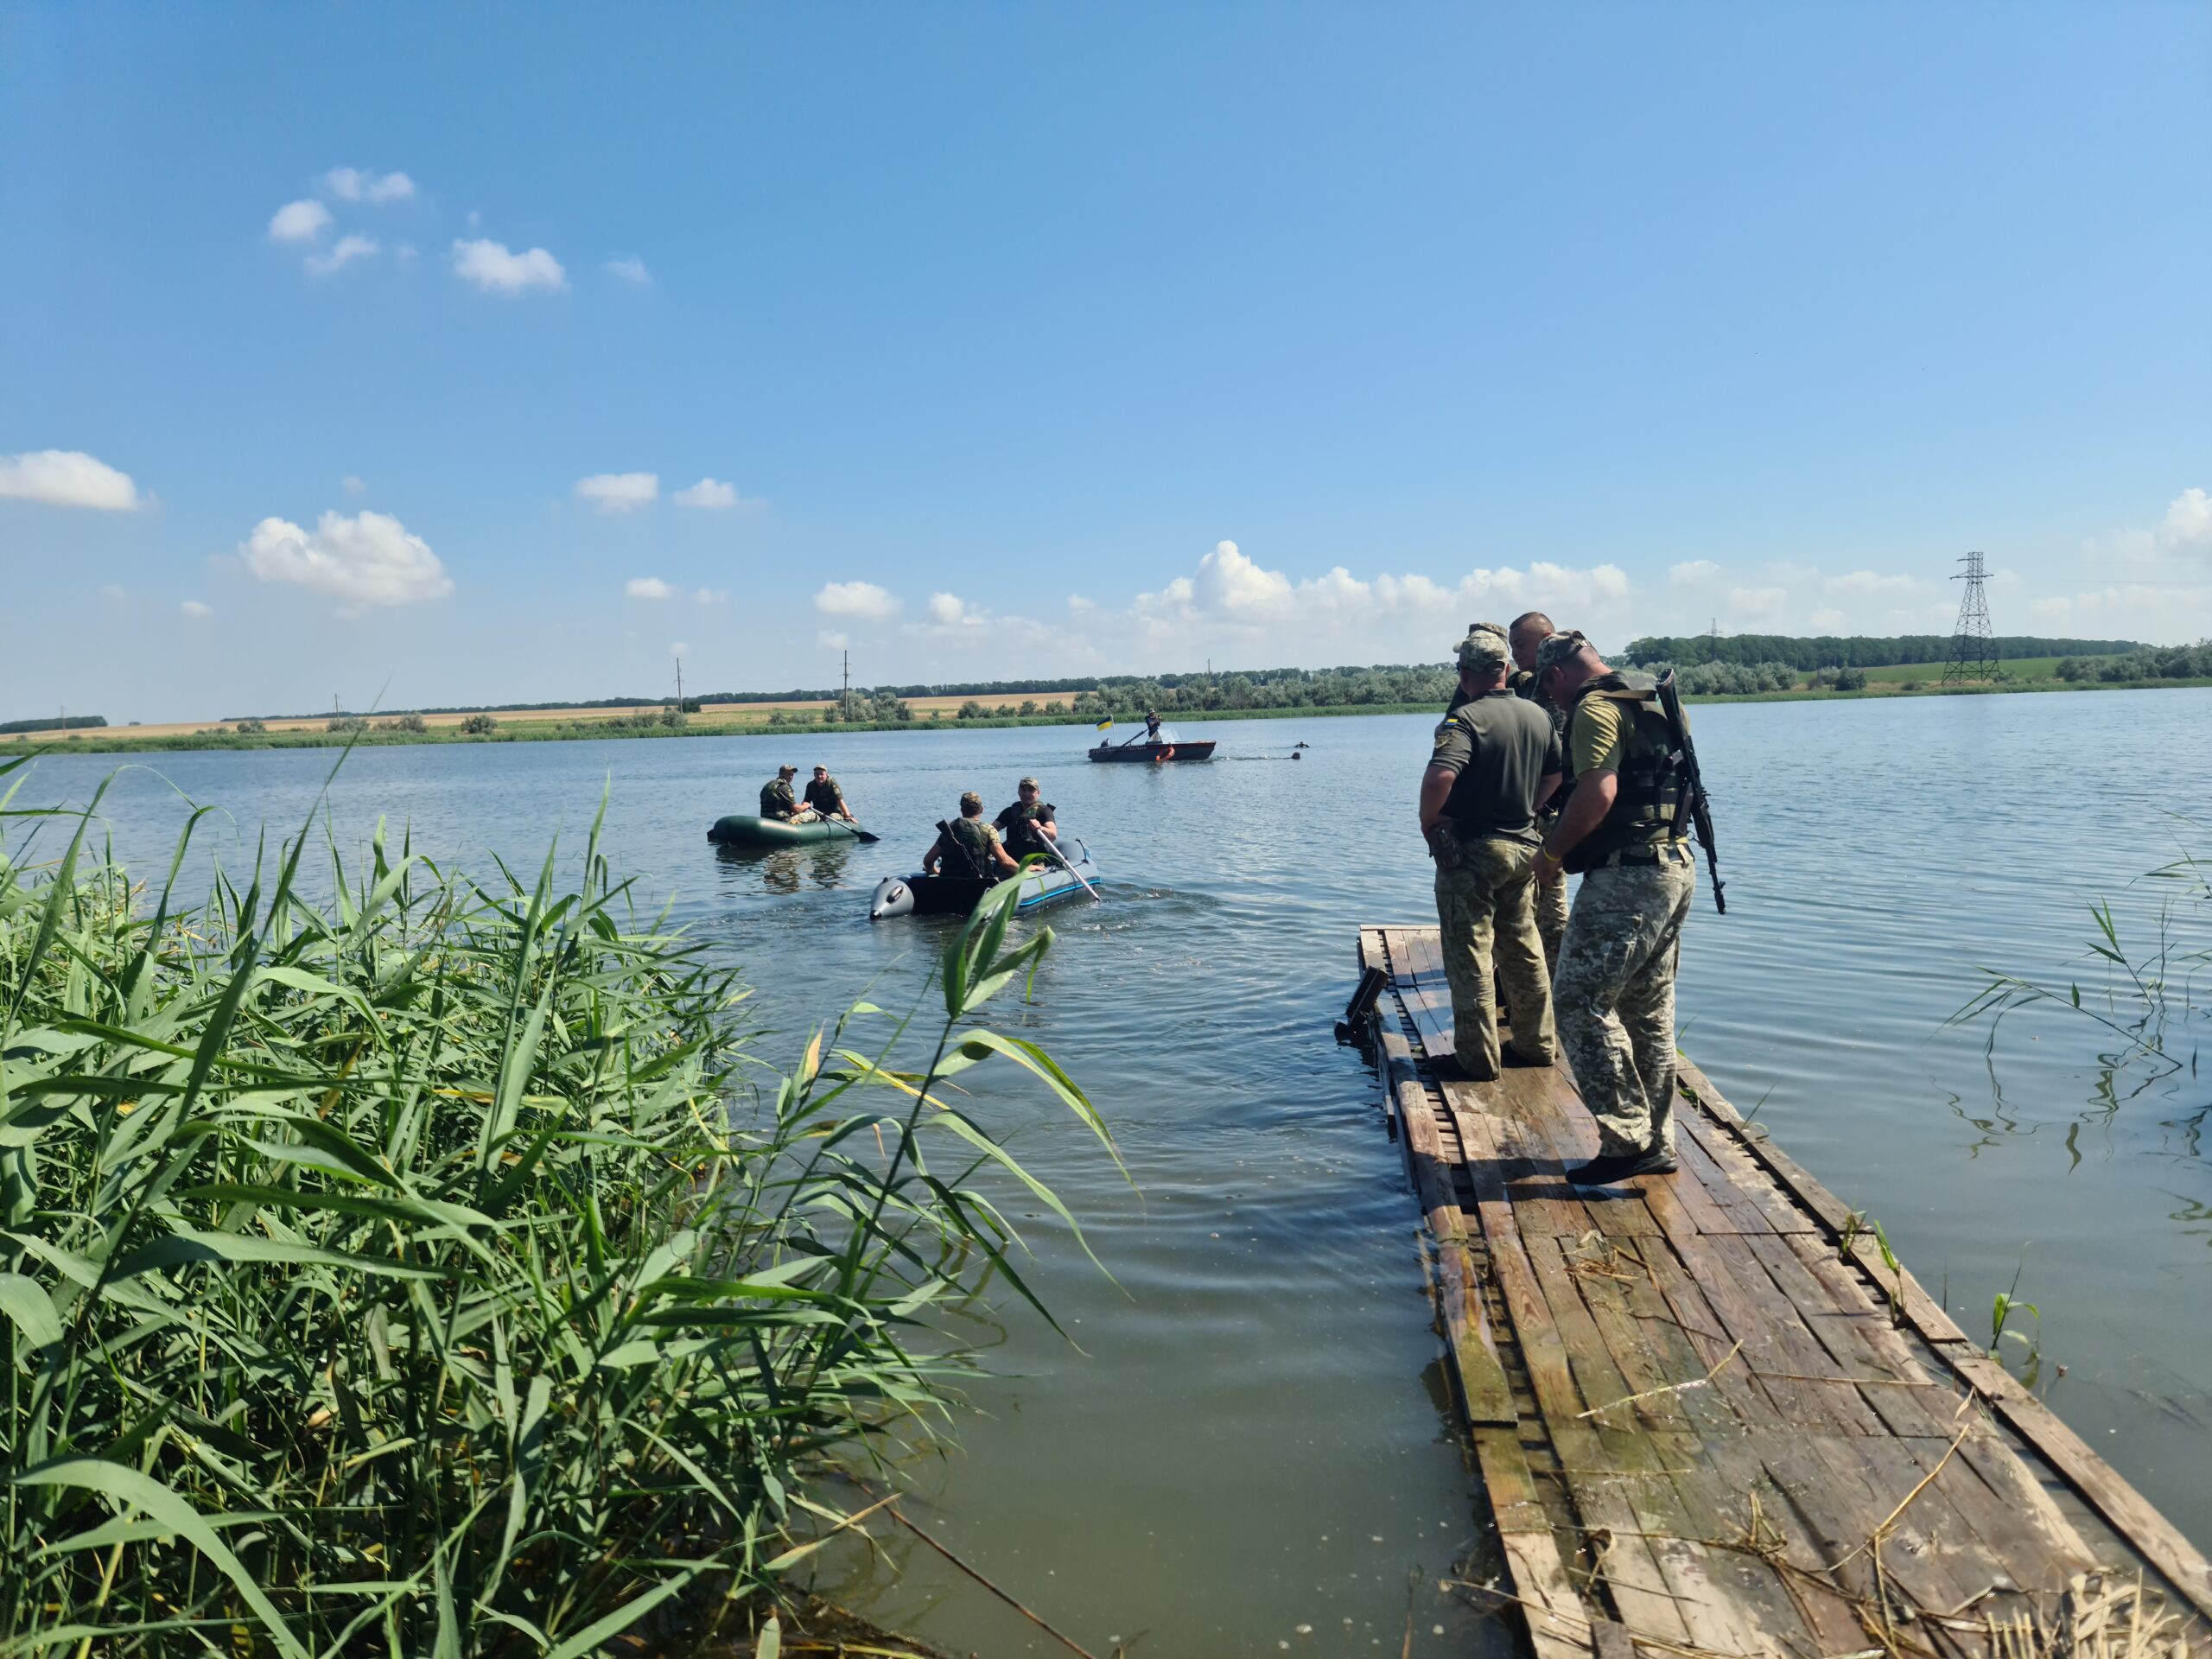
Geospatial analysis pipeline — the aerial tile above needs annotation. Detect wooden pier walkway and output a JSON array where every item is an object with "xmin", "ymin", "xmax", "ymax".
[{"xmin": 1352, "ymin": 925, "xmax": 2211, "ymax": 1659}]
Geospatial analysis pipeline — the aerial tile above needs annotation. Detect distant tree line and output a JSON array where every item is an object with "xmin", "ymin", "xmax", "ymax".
[
  {"xmin": 1622, "ymin": 634, "xmax": 2139, "ymax": 670},
  {"xmin": 0, "ymin": 715, "xmax": 107, "ymax": 734},
  {"xmin": 2056, "ymin": 642, "xmax": 2212, "ymax": 682}
]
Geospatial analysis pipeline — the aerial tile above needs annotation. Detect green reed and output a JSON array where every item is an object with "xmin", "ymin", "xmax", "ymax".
[{"xmin": 0, "ymin": 753, "xmax": 1113, "ymax": 1656}]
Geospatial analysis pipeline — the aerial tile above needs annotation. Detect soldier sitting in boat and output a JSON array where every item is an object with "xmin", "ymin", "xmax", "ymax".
[
  {"xmin": 760, "ymin": 764, "xmax": 816, "ymax": 823},
  {"xmin": 803, "ymin": 765, "xmax": 855, "ymax": 823},
  {"xmin": 924, "ymin": 791, "xmax": 1020, "ymax": 881},
  {"xmin": 994, "ymin": 778, "xmax": 1058, "ymax": 861},
  {"xmin": 1143, "ymin": 710, "xmax": 1163, "ymax": 742}
]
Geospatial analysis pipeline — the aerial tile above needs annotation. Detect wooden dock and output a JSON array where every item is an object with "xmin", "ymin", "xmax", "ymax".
[{"xmin": 1352, "ymin": 925, "xmax": 2211, "ymax": 1659}]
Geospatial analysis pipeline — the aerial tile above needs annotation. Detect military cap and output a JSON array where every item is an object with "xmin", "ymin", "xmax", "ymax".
[
  {"xmin": 1455, "ymin": 625, "xmax": 1510, "ymax": 673},
  {"xmin": 1534, "ymin": 630, "xmax": 1590, "ymax": 675},
  {"xmin": 777, "ymin": 763, "xmax": 798, "ymax": 776},
  {"xmin": 1018, "ymin": 776, "xmax": 1039, "ymax": 789},
  {"xmin": 959, "ymin": 790, "xmax": 983, "ymax": 813}
]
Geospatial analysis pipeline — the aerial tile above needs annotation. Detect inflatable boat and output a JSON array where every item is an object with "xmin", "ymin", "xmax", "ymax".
[
  {"xmin": 707, "ymin": 814, "xmax": 865, "ymax": 848},
  {"xmin": 870, "ymin": 838, "xmax": 1102, "ymax": 920}
]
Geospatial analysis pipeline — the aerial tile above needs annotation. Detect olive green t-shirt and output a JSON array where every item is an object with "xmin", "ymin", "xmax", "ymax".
[
  {"xmin": 1428, "ymin": 690, "xmax": 1562, "ymax": 844},
  {"xmin": 1567, "ymin": 694, "xmax": 1633, "ymax": 779}
]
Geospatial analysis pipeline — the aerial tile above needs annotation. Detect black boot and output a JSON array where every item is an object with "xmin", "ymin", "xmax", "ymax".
[{"xmin": 1565, "ymin": 1144, "xmax": 1678, "ymax": 1185}]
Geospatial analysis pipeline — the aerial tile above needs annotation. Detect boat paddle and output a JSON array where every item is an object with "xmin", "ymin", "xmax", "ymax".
[{"xmin": 1033, "ymin": 832, "xmax": 1103, "ymax": 904}]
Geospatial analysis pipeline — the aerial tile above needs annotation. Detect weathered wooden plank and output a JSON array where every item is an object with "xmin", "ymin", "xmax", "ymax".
[
  {"xmin": 1357, "ymin": 931, "xmax": 2212, "ymax": 1657},
  {"xmin": 1947, "ymin": 1351, "xmax": 2212, "ymax": 1620},
  {"xmin": 1487, "ymin": 1226, "xmax": 1696, "ymax": 1643},
  {"xmin": 1637, "ymin": 1237, "xmax": 1790, "ymax": 1431},
  {"xmin": 1676, "ymin": 1108, "xmax": 1816, "ymax": 1236}
]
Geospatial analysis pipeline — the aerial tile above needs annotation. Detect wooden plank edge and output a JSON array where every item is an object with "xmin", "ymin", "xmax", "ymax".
[
  {"xmin": 1948, "ymin": 1351, "xmax": 2212, "ymax": 1622},
  {"xmin": 1677, "ymin": 1060, "xmax": 2212, "ymax": 1622}
]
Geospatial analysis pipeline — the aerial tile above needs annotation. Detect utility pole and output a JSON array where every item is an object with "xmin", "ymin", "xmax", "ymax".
[
  {"xmin": 673, "ymin": 652, "xmax": 684, "ymax": 709},
  {"xmin": 1942, "ymin": 552, "xmax": 2003, "ymax": 683},
  {"xmin": 842, "ymin": 649, "xmax": 850, "ymax": 709}
]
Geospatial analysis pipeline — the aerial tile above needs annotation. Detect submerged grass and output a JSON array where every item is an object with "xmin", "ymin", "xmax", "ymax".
[{"xmin": 0, "ymin": 751, "xmax": 1116, "ymax": 1655}]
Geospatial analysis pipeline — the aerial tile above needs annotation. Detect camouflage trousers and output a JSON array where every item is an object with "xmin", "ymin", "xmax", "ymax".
[
  {"xmin": 1553, "ymin": 846, "xmax": 1695, "ymax": 1157},
  {"xmin": 1433, "ymin": 836, "xmax": 1556, "ymax": 1077},
  {"xmin": 1534, "ymin": 866, "xmax": 1569, "ymax": 973}
]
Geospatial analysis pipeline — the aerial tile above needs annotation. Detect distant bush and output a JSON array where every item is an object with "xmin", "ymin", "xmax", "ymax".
[
  {"xmin": 461, "ymin": 713, "xmax": 498, "ymax": 735},
  {"xmin": 375, "ymin": 715, "xmax": 429, "ymax": 734},
  {"xmin": 1045, "ymin": 700, "xmax": 1069, "ymax": 716},
  {"xmin": 957, "ymin": 700, "xmax": 988, "ymax": 720},
  {"xmin": 1019, "ymin": 700, "xmax": 1039, "ymax": 716},
  {"xmin": 327, "ymin": 716, "xmax": 369, "ymax": 734},
  {"xmin": 2061, "ymin": 642, "xmax": 2212, "ymax": 683},
  {"xmin": 234, "ymin": 719, "xmax": 268, "ymax": 734}
]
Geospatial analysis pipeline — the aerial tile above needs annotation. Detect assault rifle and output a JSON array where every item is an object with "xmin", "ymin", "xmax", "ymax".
[{"xmin": 1654, "ymin": 670, "xmax": 1726, "ymax": 914}]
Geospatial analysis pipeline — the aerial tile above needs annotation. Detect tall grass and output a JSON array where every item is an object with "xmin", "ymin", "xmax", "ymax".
[{"xmin": 0, "ymin": 753, "xmax": 1114, "ymax": 1655}]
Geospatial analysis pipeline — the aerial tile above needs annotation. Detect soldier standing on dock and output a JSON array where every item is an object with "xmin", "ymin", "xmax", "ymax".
[
  {"xmin": 1418, "ymin": 625, "xmax": 1561, "ymax": 1082},
  {"xmin": 1508, "ymin": 609, "xmax": 1571, "ymax": 972},
  {"xmin": 1533, "ymin": 631, "xmax": 1694, "ymax": 1185}
]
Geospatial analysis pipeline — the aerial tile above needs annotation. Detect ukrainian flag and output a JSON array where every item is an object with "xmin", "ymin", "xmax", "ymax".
[{"xmin": 1095, "ymin": 717, "xmax": 1112, "ymax": 730}]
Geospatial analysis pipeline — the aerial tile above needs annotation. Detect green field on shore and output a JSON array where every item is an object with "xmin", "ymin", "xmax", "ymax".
[{"xmin": 17, "ymin": 669, "xmax": 2212, "ymax": 756}]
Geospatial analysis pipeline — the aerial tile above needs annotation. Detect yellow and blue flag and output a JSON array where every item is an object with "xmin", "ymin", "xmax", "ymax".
[{"xmin": 1094, "ymin": 717, "xmax": 1112, "ymax": 730}]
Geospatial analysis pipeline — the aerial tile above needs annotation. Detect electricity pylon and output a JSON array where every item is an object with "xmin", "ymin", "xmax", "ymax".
[{"xmin": 1942, "ymin": 552, "xmax": 2003, "ymax": 683}]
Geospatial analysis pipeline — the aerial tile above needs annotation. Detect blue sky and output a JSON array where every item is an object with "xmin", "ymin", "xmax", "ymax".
[{"xmin": 3, "ymin": 2, "xmax": 2208, "ymax": 721}]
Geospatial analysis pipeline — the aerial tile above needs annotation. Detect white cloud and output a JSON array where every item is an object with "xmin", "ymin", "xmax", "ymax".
[
  {"xmin": 341, "ymin": 474, "xmax": 367, "ymax": 497},
  {"xmin": 2032, "ymin": 582, "xmax": 2212, "ymax": 638},
  {"xmin": 928, "ymin": 592, "xmax": 970, "ymax": 626},
  {"xmin": 1669, "ymin": 559, "xmax": 1722, "ymax": 587},
  {"xmin": 626, "ymin": 576, "xmax": 676, "ymax": 600},
  {"xmin": 100, "ymin": 583, "xmax": 132, "ymax": 601},
  {"xmin": 575, "ymin": 473, "xmax": 658, "ymax": 512},
  {"xmin": 673, "ymin": 477, "xmax": 741, "ymax": 509},
  {"xmin": 324, "ymin": 167, "xmax": 415, "ymax": 203},
  {"xmin": 816, "ymin": 629, "xmax": 850, "ymax": 651},
  {"xmin": 671, "ymin": 640, "xmax": 690, "ymax": 659},
  {"xmin": 181, "ymin": 600, "xmax": 212, "ymax": 619},
  {"xmin": 2160, "ymin": 487, "xmax": 2212, "ymax": 556},
  {"xmin": 240, "ymin": 509, "xmax": 454, "ymax": 609},
  {"xmin": 0, "ymin": 449, "xmax": 143, "ymax": 511},
  {"xmin": 606, "ymin": 257, "xmax": 651, "ymax": 285},
  {"xmin": 695, "ymin": 588, "xmax": 728, "ymax": 605},
  {"xmin": 452, "ymin": 238, "xmax": 567, "ymax": 295},
  {"xmin": 1729, "ymin": 586, "xmax": 1787, "ymax": 620},
  {"xmin": 1810, "ymin": 608, "xmax": 1847, "ymax": 632},
  {"xmin": 1823, "ymin": 569, "xmax": 1924, "ymax": 596},
  {"xmin": 268, "ymin": 200, "xmax": 332, "ymax": 243},
  {"xmin": 815, "ymin": 580, "xmax": 901, "ymax": 620},
  {"xmin": 305, "ymin": 233, "xmax": 378, "ymax": 276}
]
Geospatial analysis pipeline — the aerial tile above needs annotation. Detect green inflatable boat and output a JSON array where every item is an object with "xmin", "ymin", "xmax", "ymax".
[{"xmin": 707, "ymin": 814, "xmax": 866, "ymax": 849}]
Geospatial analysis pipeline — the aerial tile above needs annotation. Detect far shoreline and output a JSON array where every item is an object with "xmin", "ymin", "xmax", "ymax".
[{"xmin": 11, "ymin": 672, "xmax": 2211, "ymax": 757}]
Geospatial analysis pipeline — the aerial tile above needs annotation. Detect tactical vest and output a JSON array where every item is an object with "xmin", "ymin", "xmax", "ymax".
[
  {"xmin": 946, "ymin": 817, "xmax": 995, "ymax": 880},
  {"xmin": 1001, "ymin": 803, "xmax": 1052, "ymax": 854},
  {"xmin": 760, "ymin": 779, "xmax": 795, "ymax": 819},
  {"xmin": 1564, "ymin": 671, "xmax": 1683, "ymax": 872}
]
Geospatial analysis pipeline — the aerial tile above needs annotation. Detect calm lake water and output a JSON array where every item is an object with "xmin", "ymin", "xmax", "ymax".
[{"xmin": 10, "ymin": 692, "xmax": 2210, "ymax": 1656}]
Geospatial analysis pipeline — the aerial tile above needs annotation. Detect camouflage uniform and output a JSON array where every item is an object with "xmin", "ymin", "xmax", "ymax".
[
  {"xmin": 936, "ymin": 817, "xmax": 1005, "ymax": 879},
  {"xmin": 1552, "ymin": 847, "xmax": 1695, "ymax": 1155},
  {"xmin": 1429, "ymin": 626, "xmax": 1560, "ymax": 1076},
  {"xmin": 803, "ymin": 775, "xmax": 846, "ymax": 816},
  {"xmin": 1542, "ymin": 652, "xmax": 1696, "ymax": 1158},
  {"xmin": 760, "ymin": 776, "xmax": 799, "ymax": 819}
]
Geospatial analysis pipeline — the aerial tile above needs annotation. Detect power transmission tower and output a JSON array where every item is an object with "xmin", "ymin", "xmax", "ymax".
[{"xmin": 1942, "ymin": 551, "xmax": 2003, "ymax": 683}]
